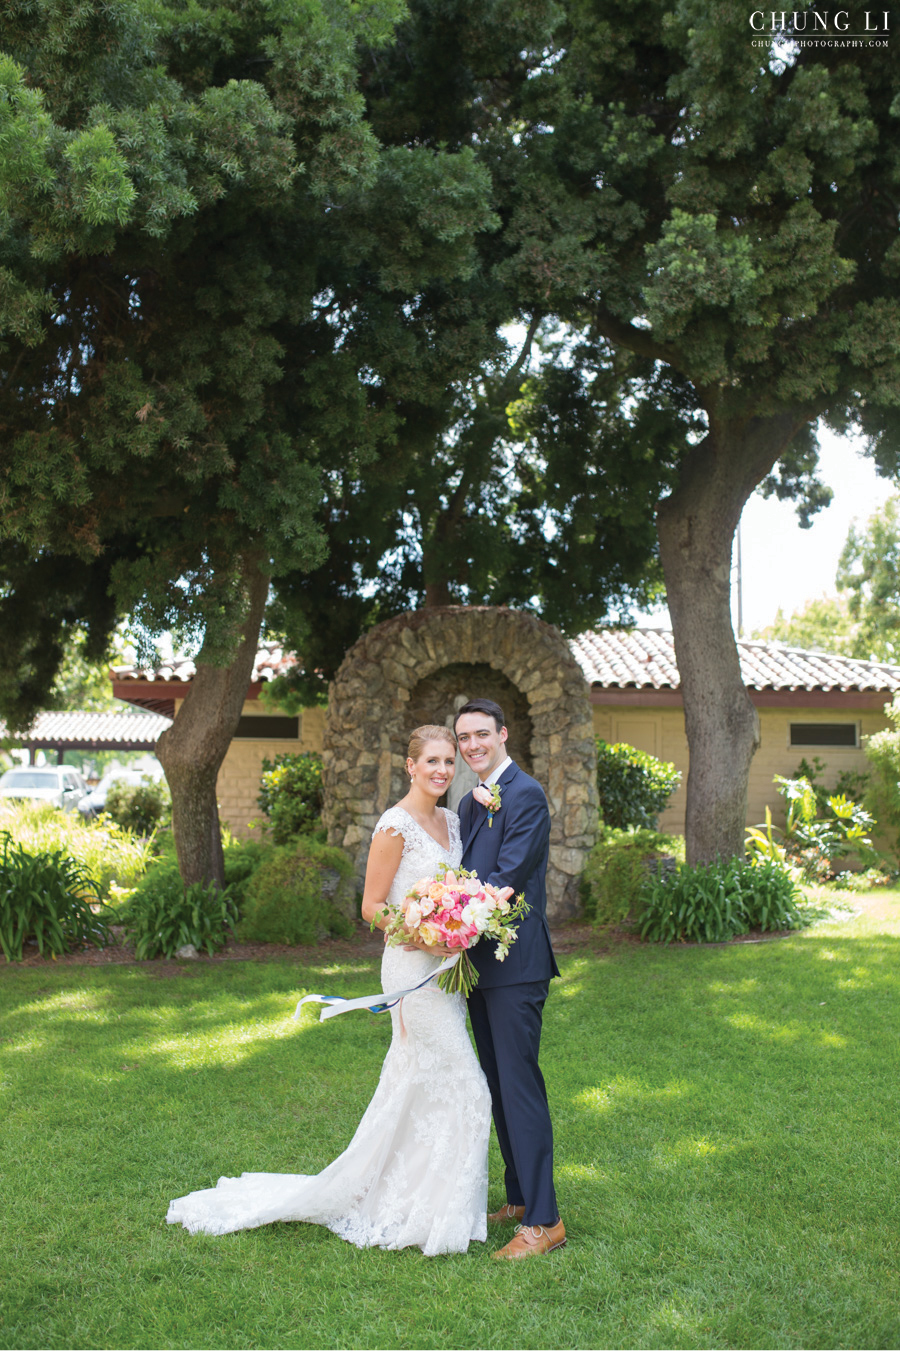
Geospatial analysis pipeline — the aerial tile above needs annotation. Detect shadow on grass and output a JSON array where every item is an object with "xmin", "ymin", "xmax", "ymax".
[{"xmin": 2, "ymin": 927, "xmax": 900, "ymax": 1349}]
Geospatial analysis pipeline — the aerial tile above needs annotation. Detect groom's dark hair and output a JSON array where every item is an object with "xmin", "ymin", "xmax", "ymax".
[{"xmin": 454, "ymin": 698, "xmax": 506, "ymax": 733}]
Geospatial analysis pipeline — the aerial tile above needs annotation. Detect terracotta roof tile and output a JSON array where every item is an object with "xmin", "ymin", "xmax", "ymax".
[
  {"xmin": 111, "ymin": 643, "xmax": 293, "ymax": 685},
  {"xmin": 110, "ymin": 628, "xmax": 900, "ymax": 698},
  {"xmin": 571, "ymin": 628, "xmax": 900, "ymax": 693}
]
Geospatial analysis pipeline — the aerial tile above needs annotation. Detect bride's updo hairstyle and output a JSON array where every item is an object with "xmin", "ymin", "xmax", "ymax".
[{"xmin": 407, "ymin": 725, "xmax": 457, "ymax": 762}]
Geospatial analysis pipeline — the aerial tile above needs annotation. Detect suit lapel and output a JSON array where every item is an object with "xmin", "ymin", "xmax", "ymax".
[{"xmin": 465, "ymin": 762, "xmax": 519, "ymax": 851}]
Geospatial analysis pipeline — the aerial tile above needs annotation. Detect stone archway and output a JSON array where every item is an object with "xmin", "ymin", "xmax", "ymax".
[{"xmin": 323, "ymin": 606, "xmax": 597, "ymax": 919}]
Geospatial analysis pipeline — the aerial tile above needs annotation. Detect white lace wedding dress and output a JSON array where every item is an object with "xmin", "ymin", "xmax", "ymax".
[{"xmin": 166, "ymin": 805, "xmax": 491, "ymax": 1255}]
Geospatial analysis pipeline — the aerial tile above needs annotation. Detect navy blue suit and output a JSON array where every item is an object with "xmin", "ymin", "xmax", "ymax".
[{"xmin": 460, "ymin": 761, "xmax": 560, "ymax": 1227}]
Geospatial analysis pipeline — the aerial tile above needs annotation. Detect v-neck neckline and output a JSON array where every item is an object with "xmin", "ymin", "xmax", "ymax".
[{"xmin": 399, "ymin": 805, "xmax": 451, "ymax": 853}]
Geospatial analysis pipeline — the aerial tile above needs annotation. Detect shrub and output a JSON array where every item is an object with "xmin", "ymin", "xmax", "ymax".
[
  {"xmin": 222, "ymin": 836, "xmax": 269, "ymax": 908},
  {"xmin": 0, "ymin": 831, "xmax": 110, "ymax": 961},
  {"xmin": 105, "ymin": 776, "xmax": 170, "ymax": 836},
  {"xmin": 638, "ymin": 856, "xmax": 804, "ymax": 945},
  {"xmin": 238, "ymin": 837, "xmax": 354, "ymax": 945},
  {"xmin": 0, "ymin": 800, "xmax": 154, "ymax": 898},
  {"xmin": 595, "ymin": 740, "xmax": 681, "ymax": 830},
  {"xmin": 119, "ymin": 860, "xmax": 235, "ymax": 959},
  {"xmin": 864, "ymin": 700, "xmax": 900, "ymax": 862},
  {"xmin": 580, "ymin": 827, "xmax": 684, "ymax": 925},
  {"xmin": 257, "ymin": 752, "xmax": 323, "ymax": 843}
]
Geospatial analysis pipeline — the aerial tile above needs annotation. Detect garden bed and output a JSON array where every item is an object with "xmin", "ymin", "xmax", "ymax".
[{"xmin": 3, "ymin": 911, "xmax": 824, "ymax": 970}]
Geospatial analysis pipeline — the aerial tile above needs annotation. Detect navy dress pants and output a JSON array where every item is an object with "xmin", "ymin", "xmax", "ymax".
[{"xmin": 467, "ymin": 978, "xmax": 558, "ymax": 1228}]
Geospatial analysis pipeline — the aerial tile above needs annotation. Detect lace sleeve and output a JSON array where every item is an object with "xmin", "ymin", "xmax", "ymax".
[{"xmin": 373, "ymin": 805, "xmax": 411, "ymax": 853}]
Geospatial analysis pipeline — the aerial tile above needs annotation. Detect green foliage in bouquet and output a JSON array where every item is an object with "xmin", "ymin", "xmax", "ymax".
[
  {"xmin": 376, "ymin": 864, "xmax": 529, "ymax": 998},
  {"xmin": 0, "ymin": 831, "xmax": 110, "ymax": 961},
  {"xmin": 257, "ymin": 753, "xmax": 324, "ymax": 844}
]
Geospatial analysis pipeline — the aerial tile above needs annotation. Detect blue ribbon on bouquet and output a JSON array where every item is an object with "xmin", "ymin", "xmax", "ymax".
[{"xmin": 293, "ymin": 953, "xmax": 461, "ymax": 1023}]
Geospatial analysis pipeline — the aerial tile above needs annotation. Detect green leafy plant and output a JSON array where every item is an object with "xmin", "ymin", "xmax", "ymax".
[
  {"xmin": 638, "ymin": 856, "xmax": 804, "ymax": 945},
  {"xmin": 222, "ymin": 837, "xmax": 269, "ymax": 909},
  {"xmin": 0, "ymin": 831, "xmax": 110, "ymax": 961},
  {"xmin": 119, "ymin": 862, "xmax": 235, "ymax": 959},
  {"xmin": 794, "ymin": 756, "xmax": 869, "ymax": 815},
  {"xmin": 745, "ymin": 805, "xmax": 794, "ymax": 869},
  {"xmin": 595, "ymin": 740, "xmax": 681, "ymax": 830},
  {"xmin": 0, "ymin": 800, "xmax": 154, "ymax": 898},
  {"xmin": 257, "ymin": 752, "xmax": 324, "ymax": 844},
  {"xmin": 104, "ymin": 777, "xmax": 170, "ymax": 836},
  {"xmin": 832, "ymin": 866, "xmax": 895, "ymax": 892},
  {"xmin": 238, "ymin": 837, "xmax": 354, "ymax": 945},
  {"xmin": 580, "ymin": 827, "xmax": 684, "ymax": 926},
  {"xmin": 759, "ymin": 775, "xmax": 882, "ymax": 881},
  {"xmin": 864, "ymin": 700, "xmax": 900, "ymax": 863}
]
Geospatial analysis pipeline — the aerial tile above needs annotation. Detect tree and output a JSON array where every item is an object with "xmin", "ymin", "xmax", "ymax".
[
  {"xmin": 449, "ymin": 0, "xmax": 900, "ymax": 862},
  {"xmin": 266, "ymin": 327, "xmax": 688, "ymax": 700},
  {"xmin": 331, "ymin": 0, "xmax": 900, "ymax": 862},
  {"xmin": 0, "ymin": 0, "xmax": 492, "ymax": 883},
  {"xmin": 837, "ymin": 496, "xmax": 900, "ymax": 662},
  {"xmin": 754, "ymin": 595, "xmax": 856, "ymax": 654},
  {"xmin": 266, "ymin": 2, "xmax": 692, "ymax": 700},
  {"xmin": 754, "ymin": 497, "xmax": 900, "ymax": 662}
]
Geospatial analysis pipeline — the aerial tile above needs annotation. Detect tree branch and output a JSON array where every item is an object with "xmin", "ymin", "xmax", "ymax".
[{"xmin": 593, "ymin": 306, "xmax": 686, "ymax": 373}]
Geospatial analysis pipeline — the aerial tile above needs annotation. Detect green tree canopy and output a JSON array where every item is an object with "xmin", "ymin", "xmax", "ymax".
[
  {"xmin": 838, "ymin": 496, "xmax": 900, "ymax": 662},
  {"xmin": 447, "ymin": 0, "xmax": 900, "ymax": 862},
  {"xmin": 0, "ymin": 0, "xmax": 494, "ymax": 881},
  {"xmin": 307, "ymin": 0, "xmax": 898, "ymax": 862},
  {"xmin": 755, "ymin": 595, "xmax": 856, "ymax": 655}
]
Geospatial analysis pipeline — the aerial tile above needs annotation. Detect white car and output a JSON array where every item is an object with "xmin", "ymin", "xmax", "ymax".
[{"xmin": 0, "ymin": 766, "xmax": 89, "ymax": 811}]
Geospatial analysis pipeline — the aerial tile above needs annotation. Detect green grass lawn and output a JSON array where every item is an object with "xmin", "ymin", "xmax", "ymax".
[{"xmin": 2, "ymin": 893, "xmax": 900, "ymax": 1350}]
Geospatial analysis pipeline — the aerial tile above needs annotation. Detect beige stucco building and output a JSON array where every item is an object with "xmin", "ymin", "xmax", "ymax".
[
  {"xmin": 112, "ymin": 648, "xmax": 327, "ymax": 837},
  {"xmin": 113, "ymin": 626, "xmax": 900, "ymax": 842},
  {"xmin": 571, "ymin": 629, "xmax": 900, "ymax": 837}
]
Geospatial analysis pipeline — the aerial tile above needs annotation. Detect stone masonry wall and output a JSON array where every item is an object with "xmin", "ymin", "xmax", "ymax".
[{"xmin": 323, "ymin": 607, "xmax": 598, "ymax": 920}]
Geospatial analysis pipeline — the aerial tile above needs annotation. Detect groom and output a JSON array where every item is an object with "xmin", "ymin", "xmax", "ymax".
[{"xmin": 455, "ymin": 698, "xmax": 566, "ymax": 1260}]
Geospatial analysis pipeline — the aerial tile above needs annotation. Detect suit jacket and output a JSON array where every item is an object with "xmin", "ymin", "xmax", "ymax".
[{"xmin": 459, "ymin": 761, "xmax": 560, "ymax": 988}]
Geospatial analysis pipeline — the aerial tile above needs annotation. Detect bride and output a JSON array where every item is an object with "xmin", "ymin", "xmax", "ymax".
[{"xmin": 166, "ymin": 724, "xmax": 492, "ymax": 1255}]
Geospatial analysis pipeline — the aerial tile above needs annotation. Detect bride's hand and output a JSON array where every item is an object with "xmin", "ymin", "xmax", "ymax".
[{"xmin": 402, "ymin": 937, "xmax": 452, "ymax": 955}]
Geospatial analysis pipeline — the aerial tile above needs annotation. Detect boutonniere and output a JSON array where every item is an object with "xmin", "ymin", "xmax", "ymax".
[{"xmin": 473, "ymin": 782, "xmax": 502, "ymax": 826}]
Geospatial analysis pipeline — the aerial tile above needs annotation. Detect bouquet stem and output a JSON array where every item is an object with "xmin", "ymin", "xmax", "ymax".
[{"xmin": 438, "ymin": 951, "xmax": 477, "ymax": 998}]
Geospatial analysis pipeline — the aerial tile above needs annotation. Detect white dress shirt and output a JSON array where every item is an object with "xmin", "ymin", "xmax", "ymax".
[{"xmin": 485, "ymin": 755, "xmax": 513, "ymax": 786}]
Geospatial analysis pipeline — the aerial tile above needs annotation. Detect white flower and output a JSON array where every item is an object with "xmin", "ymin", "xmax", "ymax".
[{"xmin": 461, "ymin": 899, "xmax": 492, "ymax": 930}]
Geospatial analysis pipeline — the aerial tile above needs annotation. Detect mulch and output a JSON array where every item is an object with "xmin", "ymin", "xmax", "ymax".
[{"xmin": 0, "ymin": 915, "xmax": 802, "ymax": 974}]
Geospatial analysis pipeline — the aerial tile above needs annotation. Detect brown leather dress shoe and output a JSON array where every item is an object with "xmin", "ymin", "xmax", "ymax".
[
  {"xmin": 487, "ymin": 1203, "xmax": 526, "ymax": 1224},
  {"xmin": 491, "ymin": 1218, "xmax": 567, "ymax": 1259}
]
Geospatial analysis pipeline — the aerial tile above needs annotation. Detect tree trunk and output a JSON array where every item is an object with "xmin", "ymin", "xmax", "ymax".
[
  {"xmin": 657, "ymin": 413, "xmax": 801, "ymax": 865},
  {"xmin": 155, "ymin": 557, "xmax": 270, "ymax": 888}
]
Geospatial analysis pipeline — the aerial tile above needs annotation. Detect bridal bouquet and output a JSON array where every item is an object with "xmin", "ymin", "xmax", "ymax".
[{"xmin": 376, "ymin": 864, "xmax": 529, "ymax": 997}]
